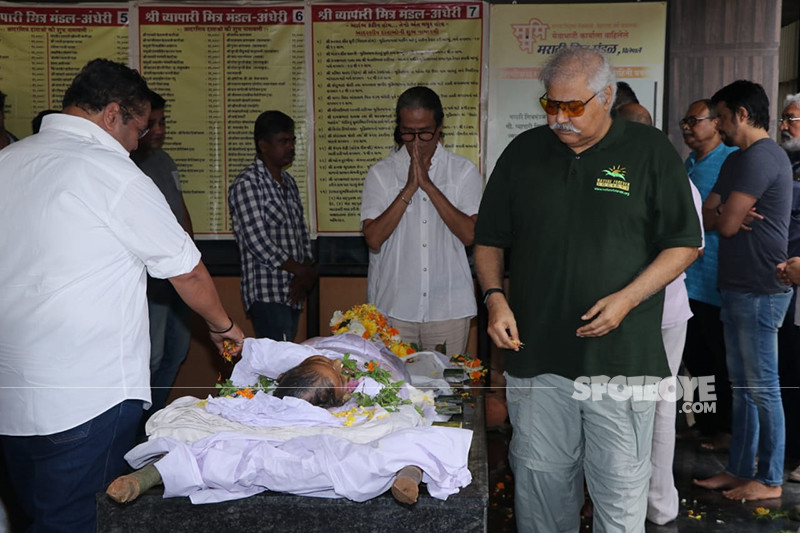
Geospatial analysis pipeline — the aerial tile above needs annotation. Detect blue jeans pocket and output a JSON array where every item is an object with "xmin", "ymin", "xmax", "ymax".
[{"xmin": 47, "ymin": 419, "xmax": 92, "ymax": 444}]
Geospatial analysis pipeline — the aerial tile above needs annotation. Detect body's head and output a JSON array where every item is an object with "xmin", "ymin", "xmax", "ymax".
[
  {"xmin": 616, "ymin": 103, "xmax": 652, "ymax": 126},
  {"xmin": 710, "ymin": 80, "xmax": 770, "ymax": 148},
  {"xmin": 31, "ymin": 109, "xmax": 58, "ymax": 134},
  {"xmin": 681, "ymin": 99, "xmax": 722, "ymax": 156},
  {"xmin": 780, "ymin": 92, "xmax": 800, "ymax": 153},
  {"xmin": 136, "ymin": 90, "xmax": 167, "ymax": 155},
  {"xmin": 62, "ymin": 59, "xmax": 151, "ymax": 152},
  {"xmin": 539, "ymin": 48, "xmax": 616, "ymax": 153},
  {"xmin": 273, "ymin": 355, "xmax": 351, "ymax": 408},
  {"xmin": 254, "ymin": 110, "xmax": 295, "ymax": 175},
  {"xmin": 394, "ymin": 86, "xmax": 444, "ymax": 161}
]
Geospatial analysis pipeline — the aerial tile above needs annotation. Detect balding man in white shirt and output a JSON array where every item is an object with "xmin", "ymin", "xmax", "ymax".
[{"xmin": 0, "ymin": 59, "xmax": 244, "ymax": 533}]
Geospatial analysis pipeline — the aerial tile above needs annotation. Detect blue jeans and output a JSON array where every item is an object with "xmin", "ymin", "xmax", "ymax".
[
  {"xmin": 248, "ymin": 301, "xmax": 300, "ymax": 342},
  {"xmin": 0, "ymin": 400, "xmax": 143, "ymax": 532},
  {"xmin": 147, "ymin": 282, "xmax": 192, "ymax": 415},
  {"xmin": 720, "ymin": 289, "xmax": 791, "ymax": 486}
]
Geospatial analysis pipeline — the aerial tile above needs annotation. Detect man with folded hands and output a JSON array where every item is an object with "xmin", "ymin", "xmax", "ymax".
[{"xmin": 360, "ymin": 86, "xmax": 482, "ymax": 356}]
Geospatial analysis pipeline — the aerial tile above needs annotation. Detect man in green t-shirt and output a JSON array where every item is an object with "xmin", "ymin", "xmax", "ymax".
[{"xmin": 474, "ymin": 48, "xmax": 700, "ymax": 532}]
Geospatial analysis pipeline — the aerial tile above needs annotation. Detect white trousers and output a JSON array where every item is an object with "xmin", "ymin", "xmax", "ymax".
[
  {"xmin": 646, "ymin": 321, "xmax": 687, "ymax": 525},
  {"xmin": 390, "ymin": 316, "xmax": 471, "ymax": 356}
]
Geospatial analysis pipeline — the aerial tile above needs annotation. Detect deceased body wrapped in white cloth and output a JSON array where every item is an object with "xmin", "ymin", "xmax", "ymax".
[{"xmin": 123, "ymin": 334, "xmax": 473, "ymax": 504}]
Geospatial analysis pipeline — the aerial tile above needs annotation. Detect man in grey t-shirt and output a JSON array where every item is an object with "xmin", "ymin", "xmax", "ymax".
[
  {"xmin": 131, "ymin": 90, "xmax": 194, "ymax": 424},
  {"xmin": 696, "ymin": 80, "xmax": 793, "ymax": 501}
]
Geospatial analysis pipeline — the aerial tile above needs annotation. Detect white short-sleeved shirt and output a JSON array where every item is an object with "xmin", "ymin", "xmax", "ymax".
[
  {"xmin": 360, "ymin": 144, "xmax": 483, "ymax": 322},
  {"xmin": 0, "ymin": 113, "xmax": 201, "ymax": 436}
]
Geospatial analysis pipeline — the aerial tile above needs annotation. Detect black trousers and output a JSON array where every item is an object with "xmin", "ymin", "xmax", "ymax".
[
  {"xmin": 682, "ymin": 299, "xmax": 732, "ymax": 436},
  {"xmin": 778, "ymin": 293, "xmax": 800, "ymax": 460}
]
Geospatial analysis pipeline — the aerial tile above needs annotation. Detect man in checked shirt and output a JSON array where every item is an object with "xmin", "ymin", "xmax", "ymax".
[{"xmin": 229, "ymin": 110, "xmax": 316, "ymax": 341}]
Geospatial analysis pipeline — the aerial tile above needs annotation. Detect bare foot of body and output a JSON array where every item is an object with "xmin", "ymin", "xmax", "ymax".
[
  {"xmin": 692, "ymin": 472, "xmax": 745, "ymax": 490},
  {"xmin": 392, "ymin": 465, "xmax": 423, "ymax": 504},
  {"xmin": 106, "ymin": 463, "xmax": 162, "ymax": 503},
  {"xmin": 723, "ymin": 480, "xmax": 782, "ymax": 501},
  {"xmin": 106, "ymin": 475, "xmax": 141, "ymax": 503}
]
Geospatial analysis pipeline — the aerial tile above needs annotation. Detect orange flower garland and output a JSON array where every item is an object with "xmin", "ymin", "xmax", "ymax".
[{"xmin": 330, "ymin": 304, "xmax": 416, "ymax": 358}]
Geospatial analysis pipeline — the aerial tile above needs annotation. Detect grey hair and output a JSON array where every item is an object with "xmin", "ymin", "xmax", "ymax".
[
  {"xmin": 540, "ymin": 48, "xmax": 617, "ymax": 106},
  {"xmin": 785, "ymin": 92, "xmax": 800, "ymax": 110}
]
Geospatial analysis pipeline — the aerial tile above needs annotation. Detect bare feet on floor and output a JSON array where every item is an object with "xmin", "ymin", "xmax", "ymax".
[
  {"xmin": 391, "ymin": 465, "xmax": 423, "ymax": 505},
  {"xmin": 722, "ymin": 480, "xmax": 781, "ymax": 501},
  {"xmin": 106, "ymin": 475, "xmax": 141, "ymax": 503},
  {"xmin": 692, "ymin": 472, "xmax": 745, "ymax": 490}
]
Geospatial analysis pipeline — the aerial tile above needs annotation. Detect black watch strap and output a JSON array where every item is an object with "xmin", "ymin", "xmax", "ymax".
[{"xmin": 483, "ymin": 287, "xmax": 505, "ymax": 305}]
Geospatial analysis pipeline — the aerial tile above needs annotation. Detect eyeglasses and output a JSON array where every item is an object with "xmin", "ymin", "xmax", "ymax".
[
  {"xmin": 780, "ymin": 115, "xmax": 800, "ymax": 125},
  {"xmin": 118, "ymin": 104, "xmax": 150, "ymax": 139},
  {"xmin": 679, "ymin": 116, "xmax": 713, "ymax": 128},
  {"xmin": 539, "ymin": 91, "xmax": 600, "ymax": 117},
  {"xmin": 398, "ymin": 130, "xmax": 436, "ymax": 142}
]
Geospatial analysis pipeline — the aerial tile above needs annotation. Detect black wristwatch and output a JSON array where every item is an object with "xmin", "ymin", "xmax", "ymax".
[{"xmin": 483, "ymin": 288, "xmax": 505, "ymax": 305}]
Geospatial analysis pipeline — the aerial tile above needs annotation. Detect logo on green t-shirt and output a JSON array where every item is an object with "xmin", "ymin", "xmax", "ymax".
[
  {"xmin": 595, "ymin": 165, "xmax": 630, "ymax": 196},
  {"xmin": 602, "ymin": 165, "xmax": 626, "ymax": 180}
]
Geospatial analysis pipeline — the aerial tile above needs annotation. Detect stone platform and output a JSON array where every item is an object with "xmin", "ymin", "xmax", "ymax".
[{"xmin": 96, "ymin": 391, "xmax": 487, "ymax": 533}]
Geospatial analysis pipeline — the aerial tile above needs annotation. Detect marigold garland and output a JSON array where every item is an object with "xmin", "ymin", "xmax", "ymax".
[
  {"xmin": 216, "ymin": 375, "xmax": 276, "ymax": 398},
  {"xmin": 330, "ymin": 303, "xmax": 417, "ymax": 358},
  {"xmin": 450, "ymin": 353, "xmax": 488, "ymax": 382},
  {"xmin": 340, "ymin": 353, "xmax": 411, "ymax": 412}
]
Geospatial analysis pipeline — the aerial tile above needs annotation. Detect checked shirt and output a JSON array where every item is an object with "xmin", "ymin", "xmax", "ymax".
[{"xmin": 229, "ymin": 157, "xmax": 312, "ymax": 311}]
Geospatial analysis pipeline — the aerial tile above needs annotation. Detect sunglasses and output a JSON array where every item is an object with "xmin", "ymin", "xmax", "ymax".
[
  {"xmin": 679, "ymin": 116, "xmax": 713, "ymax": 128},
  {"xmin": 539, "ymin": 91, "xmax": 600, "ymax": 117}
]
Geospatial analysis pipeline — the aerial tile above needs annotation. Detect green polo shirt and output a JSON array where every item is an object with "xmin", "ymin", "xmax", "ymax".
[{"xmin": 475, "ymin": 119, "xmax": 701, "ymax": 379}]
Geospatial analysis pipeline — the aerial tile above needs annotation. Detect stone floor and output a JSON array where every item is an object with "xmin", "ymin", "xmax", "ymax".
[{"xmin": 487, "ymin": 428, "xmax": 800, "ymax": 532}]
